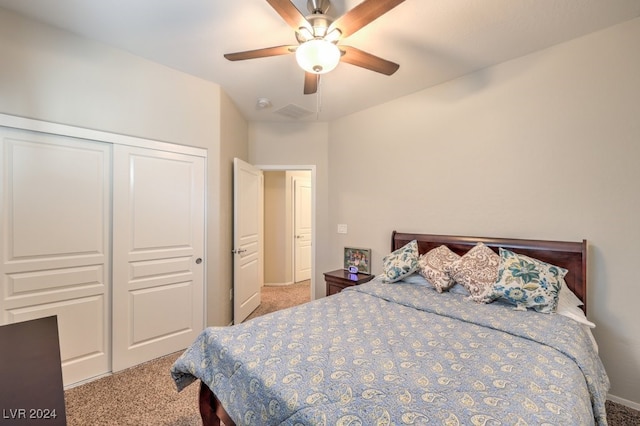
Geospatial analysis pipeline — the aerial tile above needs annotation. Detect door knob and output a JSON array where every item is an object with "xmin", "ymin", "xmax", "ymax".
[{"xmin": 195, "ymin": 258, "xmax": 202, "ymax": 264}]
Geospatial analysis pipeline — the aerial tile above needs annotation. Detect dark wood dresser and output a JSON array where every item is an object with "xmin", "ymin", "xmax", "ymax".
[
  {"xmin": 0, "ymin": 316, "xmax": 67, "ymax": 425},
  {"xmin": 324, "ymin": 269, "xmax": 374, "ymax": 296}
]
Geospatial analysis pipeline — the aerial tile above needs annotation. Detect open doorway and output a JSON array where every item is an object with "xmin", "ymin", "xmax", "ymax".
[{"xmin": 260, "ymin": 167, "xmax": 315, "ymax": 308}]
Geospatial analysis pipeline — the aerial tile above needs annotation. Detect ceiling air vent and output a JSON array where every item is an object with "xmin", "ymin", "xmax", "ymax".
[{"xmin": 274, "ymin": 104, "xmax": 314, "ymax": 119}]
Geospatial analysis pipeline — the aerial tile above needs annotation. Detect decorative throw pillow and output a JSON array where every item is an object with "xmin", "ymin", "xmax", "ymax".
[
  {"xmin": 445, "ymin": 242, "xmax": 500, "ymax": 302},
  {"xmin": 417, "ymin": 245, "xmax": 460, "ymax": 292},
  {"xmin": 485, "ymin": 248, "xmax": 567, "ymax": 313},
  {"xmin": 382, "ymin": 240, "xmax": 419, "ymax": 283}
]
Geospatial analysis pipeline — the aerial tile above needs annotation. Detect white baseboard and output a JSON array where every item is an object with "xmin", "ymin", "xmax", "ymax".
[
  {"xmin": 264, "ymin": 281, "xmax": 295, "ymax": 287},
  {"xmin": 64, "ymin": 372, "xmax": 111, "ymax": 390},
  {"xmin": 608, "ymin": 393, "xmax": 640, "ymax": 411}
]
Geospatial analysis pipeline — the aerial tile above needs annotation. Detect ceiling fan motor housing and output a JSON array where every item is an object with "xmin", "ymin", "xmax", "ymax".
[
  {"xmin": 307, "ymin": 0, "xmax": 331, "ymax": 14},
  {"xmin": 296, "ymin": 13, "xmax": 336, "ymax": 43}
]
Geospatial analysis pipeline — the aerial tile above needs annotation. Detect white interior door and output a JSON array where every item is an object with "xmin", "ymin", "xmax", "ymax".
[
  {"xmin": 294, "ymin": 176, "xmax": 312, "ymax": 282},
  {"xmin": 233, "ymin": 158, "xmax": 263, "ymax": 324},
  {"xmin": 112, "ymin": 145, "xmax": 205, "ymax": 372},
  {"xmin": 0, "ymin": 128, "xmax": 111, "ymax": 386}
]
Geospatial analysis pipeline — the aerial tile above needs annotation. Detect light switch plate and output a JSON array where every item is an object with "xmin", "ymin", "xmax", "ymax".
[{"xmin": 337, "ymin": 224, "xmax": 348, "ymax": 234}]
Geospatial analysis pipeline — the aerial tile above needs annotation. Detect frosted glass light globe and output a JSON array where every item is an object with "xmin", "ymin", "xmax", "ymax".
[{"xmin": 296, "ymin": 39, "xmax": 341, "ymax": 74}]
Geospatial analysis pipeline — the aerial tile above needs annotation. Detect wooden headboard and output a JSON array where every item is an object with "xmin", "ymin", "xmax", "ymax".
[{"xmin": 392, "ymin": 231, "xmax": 587, "ymax": 313}]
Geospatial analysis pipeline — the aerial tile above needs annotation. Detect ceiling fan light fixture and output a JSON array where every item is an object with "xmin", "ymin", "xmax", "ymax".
[
  {"xmin": 297, "ymin": 27, "xmax": 314, "ymax": 42},
  {"xmin": 296, "ymin": 39, "xmax": 341, "ymax": 74},
  {"xmin": 324, "ymin": 28, "xmax": 342, "ymax": 42}
]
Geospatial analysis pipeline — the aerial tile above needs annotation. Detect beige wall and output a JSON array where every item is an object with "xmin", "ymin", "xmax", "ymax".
[
  {"xmin": 328, "ymin": 17, "xmax": 640, "ymax": 406},
  {"xmin": 214, "ymin": 91, "xmax": 249, "ymax": 326},
  {"xmin": 264, "ymin": 171, "xmax": 289, "ymax": 284},
  {"xmin": 0, "ymin": 9, "xmax": 220, "ymax": 148},
  {"xmin": 249, "ymin": 122, "xmax": 330, "ymax": 299},
  {"xmin": 0, "ymin": 8, "xmax": 247, "ymax": 328}
]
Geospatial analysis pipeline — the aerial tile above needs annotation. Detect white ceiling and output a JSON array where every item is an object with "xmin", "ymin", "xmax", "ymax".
[{"xmin": 1, "ymin": 0, "xmax": 639, "ymax": 122}]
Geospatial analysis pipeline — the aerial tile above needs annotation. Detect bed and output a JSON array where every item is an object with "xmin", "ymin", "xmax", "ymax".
[{"xmin": 171, "ymin": 231, "xmax": 609, "ymax": 425}]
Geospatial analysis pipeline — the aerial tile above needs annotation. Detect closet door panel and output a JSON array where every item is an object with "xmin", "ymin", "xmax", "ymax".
[
  {"xmin": 112, "ymin": 145, "xmax": 204, "ymax": 372},
  {"xmin": 0, "ymin": 129, "xmax": 111, "ymax": 386},
  {"xmin": 8, "ymin": 294, "xmax": 105, "ymax": 367}
]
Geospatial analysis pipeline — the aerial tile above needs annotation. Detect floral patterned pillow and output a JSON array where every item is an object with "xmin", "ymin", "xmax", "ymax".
[
  {"xmin": 382, "ymin": 240, "xmax": 419, "ymax": 283},
  {"xmin": 485, "ymin": 248, "xmax": 568, "ymax": 313},
  {"xmin": 445, "ymin": 242, "xmax": 500, "ymax": 302},
  {"xmin": 417, "ymin": 245, "xmax": 460, "ymax": 292}
]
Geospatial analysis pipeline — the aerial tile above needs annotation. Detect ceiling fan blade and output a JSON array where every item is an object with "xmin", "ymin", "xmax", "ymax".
[
  {"xmin": 329, "ymin": 0, "xmax": 406, "ymax": 39},
  {"xmin": 304, "ymin": 72, "xmax": 318, "ymax": 95},
  {"xmin": 339, "ymin": 45, "xmax": 399, "ymax": 75},
  {"xmin": 266, "ymin": 0, "xmax": 311, "ymax": 32},
  {"xmin": 224, "ymin": 45, "xmax": 296, "ymax": 61}
]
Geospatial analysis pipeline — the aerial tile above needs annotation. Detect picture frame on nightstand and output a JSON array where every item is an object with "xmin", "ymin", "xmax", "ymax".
[{"xmin": 343, "ymin": 247, "xmax": 371, "ymax": 274}]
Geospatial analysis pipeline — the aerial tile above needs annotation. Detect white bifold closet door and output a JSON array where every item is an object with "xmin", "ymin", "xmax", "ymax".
[
  {"xmin": 112, "ymin": 145, "xmax": 205, "ymax": 372},
  {"xmin": 0, "ymin": 129, "xmax": 112, "ymax": 385}
]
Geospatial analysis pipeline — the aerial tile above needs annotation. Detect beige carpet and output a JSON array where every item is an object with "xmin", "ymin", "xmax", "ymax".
[
  {"xmin": 64, "ymin": 281, "xmax": 639, "ymax": 425},
  {"xmin": 64, "ymin": 282, "xmax": 310, "ymax": 425},
  {"xmin": 65, "ymin": 352, "xmax": 201, "ymax": 426},
  {"xmin": 245, "ymin": 281, "xmax": 311, "ymax": 321}
]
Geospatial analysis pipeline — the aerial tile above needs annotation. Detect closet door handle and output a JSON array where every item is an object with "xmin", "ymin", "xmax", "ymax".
[{"xmin": 195, "ymin": 258, "xmax": 202, "ymax": 264}]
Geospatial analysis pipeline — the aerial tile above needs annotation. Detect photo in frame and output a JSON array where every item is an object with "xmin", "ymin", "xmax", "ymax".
[{"xmin": 343, "ymin": 247, "xmax": 371, "ymax": 274}]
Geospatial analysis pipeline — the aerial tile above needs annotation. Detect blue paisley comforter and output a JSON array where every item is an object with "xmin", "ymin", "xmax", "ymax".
[{"xmin": 171, "ymin": 279, "xmax": 609, "ymax": 425}]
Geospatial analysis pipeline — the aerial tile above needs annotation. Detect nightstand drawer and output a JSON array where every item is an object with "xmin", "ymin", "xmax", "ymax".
[{"xmin": 324, "ymin": 269, "xmax": 374, "ymax": 296}]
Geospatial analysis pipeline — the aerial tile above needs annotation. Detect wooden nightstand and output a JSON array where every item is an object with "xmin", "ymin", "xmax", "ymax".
[{"xmin": 324, "ymin": 269, "xmax": 374, "ymax": 296}]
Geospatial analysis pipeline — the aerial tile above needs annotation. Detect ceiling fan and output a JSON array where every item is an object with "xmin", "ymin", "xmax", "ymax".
[{"xmin": 224, "ymin": 0, "xmax": 406, "ymax": 95}]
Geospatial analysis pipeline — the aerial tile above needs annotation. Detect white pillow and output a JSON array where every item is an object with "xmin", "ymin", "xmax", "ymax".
[
  {"xmin": 400, "ymin": 272, "xmax": 432, "ymax": 286},
  {"xmin": 558, "ymin": 279, "xmax": 584, "ymax": 307},
  {"xmin": 449, "ymin": 283, "xmax": 470, "ymax": 296},
  {"xmin": 556, "ymin": 279, "xmax": 595, "ymax": 328}
]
